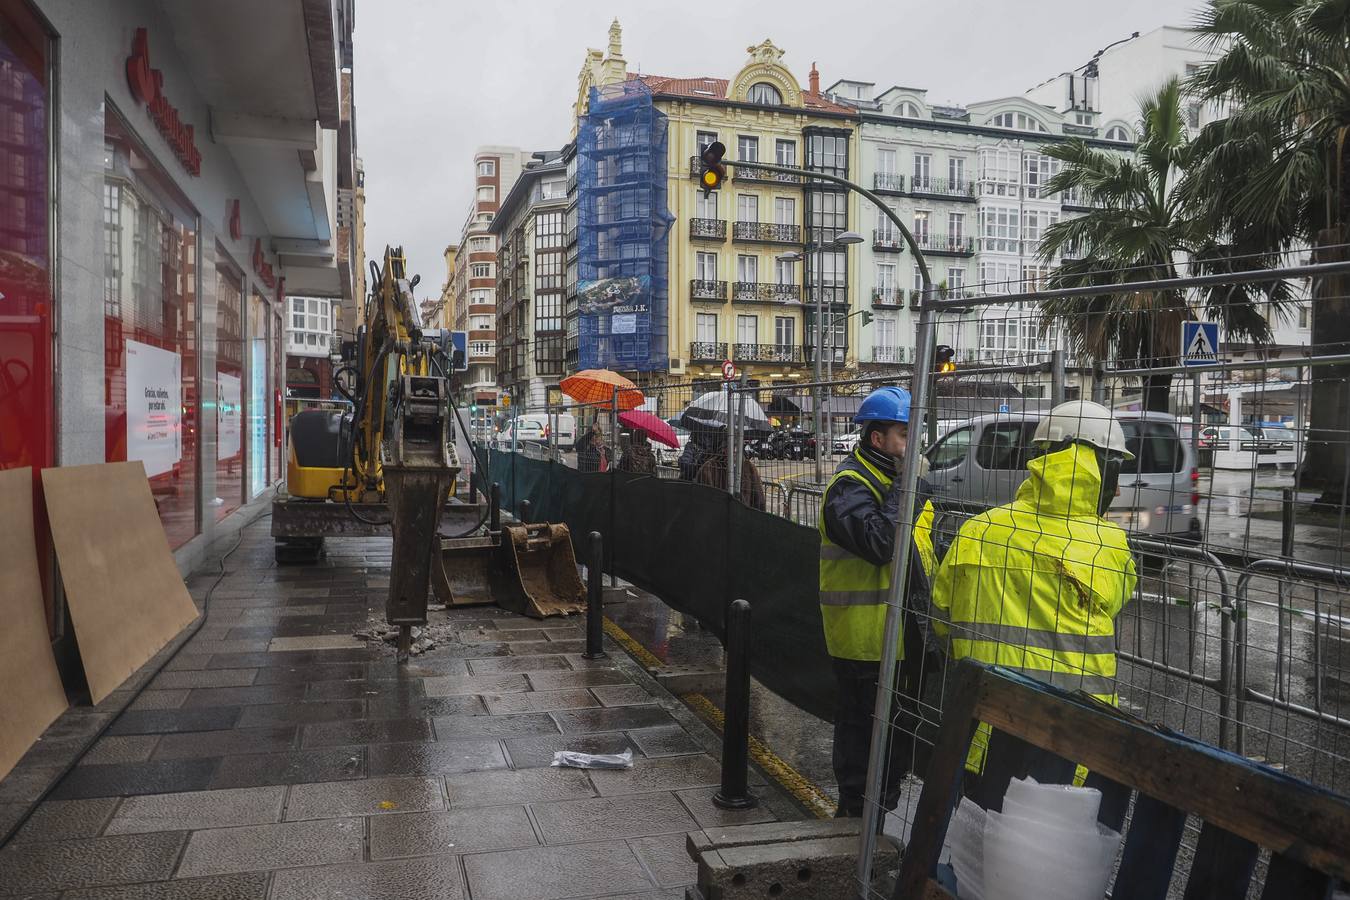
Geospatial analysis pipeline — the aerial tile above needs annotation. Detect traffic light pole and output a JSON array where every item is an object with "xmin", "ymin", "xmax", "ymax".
[{"xmin": 723, "ymin": 158, "xmax": 934, "ymax": 898}]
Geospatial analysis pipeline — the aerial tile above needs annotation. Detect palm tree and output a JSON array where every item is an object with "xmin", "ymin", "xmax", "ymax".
[
  {"xmin": 1184, "ymin": 0, "xmax": 1350, "ymax": 509},
  {"xmin": 1037, "ymin": 78, "xmax": 1288, "ymax": 412}
]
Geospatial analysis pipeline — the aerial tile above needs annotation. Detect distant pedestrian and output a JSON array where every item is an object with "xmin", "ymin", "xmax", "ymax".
[
  {"xmin": 695, "ymin": 447, "xmax": 767, "ymax": 511},
  {"xmin": 678, "ymin": 426, "xmax": 715, "ymax": 481},
  {"xmin": 576, "ymin": 425, "xmax": 610, "ymax": 473},
  {"xmin": 617, "ymin": 430, "xmax": 657, "ymax": 475}
]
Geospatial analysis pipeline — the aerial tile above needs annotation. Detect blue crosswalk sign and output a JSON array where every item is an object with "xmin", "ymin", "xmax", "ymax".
[{"xmin": 1182, "ymin": 321, "xmax": 1219, "ymax": 366}]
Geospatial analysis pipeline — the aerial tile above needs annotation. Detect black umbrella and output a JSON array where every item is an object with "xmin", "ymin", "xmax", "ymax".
[{"xmin": 679, "ymin": 390, "xmax": 772, "ymax": 434}]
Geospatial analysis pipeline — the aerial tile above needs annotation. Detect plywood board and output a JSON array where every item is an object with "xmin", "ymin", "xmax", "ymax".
[
  {"xmin": 42, "ymin": 461, "xmax": 199, "ymax": 703},
  {"xmin": 0, "ymin": 467, "xmax": 68, "ymax": 780}
]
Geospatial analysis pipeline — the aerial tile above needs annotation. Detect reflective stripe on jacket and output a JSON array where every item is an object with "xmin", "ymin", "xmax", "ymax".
[
  {"xmin": 818, "ymin": 448, "xmax": 937, "ymax": 661},
  {"xmin": 931, "ymin": 443, "xmax": 1137, "ymax": 770}
]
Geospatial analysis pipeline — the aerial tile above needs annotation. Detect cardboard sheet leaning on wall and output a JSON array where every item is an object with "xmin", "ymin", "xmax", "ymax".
[
  {"xmin": 42, "ymin": 461, "xmax": 199, "ymax": 704},
  {"xmin": 0, "ymin": 468, "xmax": 68, "ymax": 780}
]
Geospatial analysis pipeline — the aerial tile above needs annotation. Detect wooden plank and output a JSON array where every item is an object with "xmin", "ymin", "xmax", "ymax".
[
  {"xmin": 969, "ymin": 665, "xmax": 1350, "ymax": 881},
  {"xmin": 1182, "ymin": 823, "xmax": 1258, "ymax": 900},
  {"xmin": 0, "ymin": 468, "xmax": 68, "ymax": 780},
  {"xmin": 1258, "ymin": 853, "xmax": 1334, "ymax": 900},
  {"xmin": 893, "ymin": 664, "xmax": 981, "ymax": 900},
  {"xmin": 42, "ymin": 462, "xmax": 199, "ymax": 703},
  {"xmin": 1110, "ymin": 793, "xmax": 1187, "ymax": 900}
]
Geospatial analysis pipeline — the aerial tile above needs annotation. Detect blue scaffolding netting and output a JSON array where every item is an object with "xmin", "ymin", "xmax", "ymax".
[{"xmin": 576, "ymin": 81, "xmax": 674, "ymax": 373}]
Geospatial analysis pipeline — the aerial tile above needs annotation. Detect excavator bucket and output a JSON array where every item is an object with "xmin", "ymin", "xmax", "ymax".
[
  {"xmin": 431, "ymin": 522, "xmax": 586, "ymax": 619},
  {"xmin": 497, "ymin": 523, "xmax": 587, "ymax": 619}
]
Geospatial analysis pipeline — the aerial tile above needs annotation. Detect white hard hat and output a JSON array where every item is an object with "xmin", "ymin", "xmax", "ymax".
[{"xmin": 1033, "ymin": 400, "xmax": 1134, "ymax": 459}]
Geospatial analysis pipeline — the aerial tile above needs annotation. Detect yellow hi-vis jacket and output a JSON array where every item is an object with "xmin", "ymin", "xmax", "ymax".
[
  {"xmin": 817, "ymin": 449, "xmax": 937, "ymax": 661},
  {"xmin": 931, "ymin": 443, "xmax": 1137, "ymax": 771}
]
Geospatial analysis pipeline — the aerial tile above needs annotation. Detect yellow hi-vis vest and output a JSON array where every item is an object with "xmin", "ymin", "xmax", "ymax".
[
  {"xmin": 818, "ymin": 449, "xmax": 937, "ymax": 662},
  {"xmin": 931, "ymin": 444, "xmax": 1137, "ymax": 772}
]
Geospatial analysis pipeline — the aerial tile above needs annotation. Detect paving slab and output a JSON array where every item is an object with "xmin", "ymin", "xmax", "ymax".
[
  {"xmin": 462, "ymin": 841, "xmax": 654, "ymax": 900},
  {"xmin": 531, "ymin": 792, "xmax": 697, "ymax": 843},
  {"xmin": 467, "ymin": 655, "xmax": 571, "ymax": 674},
  {"xmin": 525, "ymin": 668, "xmax": 628, "ymax": 690},
  {"xmin": 267, "ymin": 635, "xmax": 368, "ymax": 651},
  {"xmin": 0, "ymin": 830, "xmax": 187, "ymax": 893},
  {"xmin": 206, "ymin": 649, "xmax": 373, "ymax": 669},
  {"xmin": 49, "ymin": 759, "xmax": 221, "ymax": 800},
  {"xmin": 7, "ymin": 797, "xmax": 120, "ymax": 843},
  {"xmin": 251, "ymin": 662, "xmax": 368, "ymax": 684},
  {"xmin": 151, "ymin": 726, "xmax": 298, "ymax": 760},
  {"xmin": 365, "ymin": 694, "xmax": 487, "ymax": 719},
  {"xmin": 366, "ymin": 739, "xmax": 508, "ymax": 776},
  {"xmin": 588, "ymin": 753, "xmax": 722, "ymax": 797},
  {"xmin": 368, "ymin": 805, "xmax": 537, "ymax": 858},
  {"xmin": 675, "ymin": 788, "xmax": 778, "ymax": 829},
  {"xmin": 422, "ymin": 673, "xmax": 530, "ymax": 696},
  {"xmin": 0, "ymin": 765, "xmax": 64, "ymax": 804},
  {"xmin": 180, "ymin": 683, "xmax": 309, "ymax": 708},
  {"xmin": 627, "ymin": 725, "xmax": 703, "ymax": 758},
  {"xmin": 107, "ymin": 708, "xmax": 243, "ymax": 735},
  {"xmin": 445, "ymin": 767, "xmax": 595, "ymax": 807},
  {"xmin": 128, "ymin": 690, "xmax": 191, "ymax": 710},
  {"xmin": 175, "ymin": 818, "xmax": 364, "ymax": 877},
  {"xmin": 207, "ymin": 746, "xmax": 365, "ymax": 790},
  {"xmin": 591, "ymin": 684, "xmax": 659, "ymax": 708},
  {"xmin": 234, "ymin": 699, "xmax": 365, "ymax": 728},
  {"xmin": 80, "ymin": 735, "xmax": 160, "ymax": 766},
  {"xmin": 629, "ymin": 833, "xmax": 700, "ymax": 888},
  {"xmin": 300, "ymin": 717, "xmax": 434, "ymax": 748},
  {"xmin": 104, "ymin": 786, "xmax": 285, "ymax": 834},
  {"xmin": 59, "ymin": 872, "xmax": 271, "ymax": 900},
  {"xmin": 433, "ymin": 712, "xmax": 559, "ymax": 741},
  {"xmin": 303, "ymin": 679, "xmax": 423, "ymax": 701},
  {"xmin": 268, "ymin": 855, "xmax": 465, "ymax": 900},
  {"xmin": 483, "ymin": 688, "xmax": 601, "ymax": 716},
  {"xmin": 552, "ymin": 705, "xmax": 679, "ymax": 735},
  {"xmin": 284, "ymin": 775, "xmax": 445, "ymax": 820}
]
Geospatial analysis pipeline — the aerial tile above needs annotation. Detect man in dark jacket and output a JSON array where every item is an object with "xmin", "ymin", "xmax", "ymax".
[
  {"xmin": 817, "ymin": 385, "xmax": 937, "ymax": 819},
  {"xmin": 576, "ymin": 424, "xmax": 610, "ymax": 473}
]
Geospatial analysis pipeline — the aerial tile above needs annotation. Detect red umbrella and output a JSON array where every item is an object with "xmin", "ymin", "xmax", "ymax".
[{"xmin": 618, "ymin": 410, "xmax": 679, "ymax": 449}]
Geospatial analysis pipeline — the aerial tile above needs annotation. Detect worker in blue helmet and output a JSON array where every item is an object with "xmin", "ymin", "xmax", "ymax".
[{"xmin": 817, "ymin": 384, "xmax": 938, "ymax": 818}]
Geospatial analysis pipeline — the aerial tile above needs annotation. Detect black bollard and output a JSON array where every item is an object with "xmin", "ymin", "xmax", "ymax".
[
  {"xmin": 489, "ymin": 482, "xmax": 501, "ymax": 533},
  {"xmin": 520, "ymin": 499, "xmax": 532, "ymax": 524},
  {"xmin": 583, "ymin": 531, "xmax": 608, "ymax": 660},
  {"xmin": 713, "ymin": 598, "xmax": 757, "ymax": 809},
  {"xmin": 1281, "ymin": 488, "xmax": 1295, "ymax": 558},
  {"xmin": 468, "ymin": 472, "xmax": 478, "ymax": 504}
]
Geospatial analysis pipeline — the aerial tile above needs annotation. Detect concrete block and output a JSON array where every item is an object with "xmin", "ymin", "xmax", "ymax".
[{"xmin": 653, "ymin": 666, "xmax": 725, "ymax": 695}]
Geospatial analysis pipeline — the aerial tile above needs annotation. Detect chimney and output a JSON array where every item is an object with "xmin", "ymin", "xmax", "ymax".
[{"xmin": 809, "ymin": 62, "xmax": 819, "ymax": 95}]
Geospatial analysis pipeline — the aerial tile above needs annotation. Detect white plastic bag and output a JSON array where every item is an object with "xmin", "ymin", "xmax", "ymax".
[{"xmin": 550, "ymin": 748, "xmax": 634, "ymax": 769}]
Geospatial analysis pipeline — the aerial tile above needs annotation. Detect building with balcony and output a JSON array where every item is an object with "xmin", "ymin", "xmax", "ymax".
[
  {"xmin": 490, "ymin": 151, "xmax": 569, "ymax": 410},
  {"xmin": 571, "ymin": 25, "xmax": 862, "ymax": 391},
  {"xmin": 826, "ymin": 78, "xmax": 1135, "ymax": 372},
  {"xmin": 448, "ymin": 145, "xmax": 529, "ymax": 408},
  {"xmin": 284, "ymin": 296, "xmax": 339, "ymax": 402}
]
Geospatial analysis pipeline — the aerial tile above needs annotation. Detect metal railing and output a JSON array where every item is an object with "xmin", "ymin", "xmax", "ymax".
[
  {"xmin": 690, "ymin": 279, "xmax": 728, "ymax": 302},
  {"xmin": 908, "ymin": 176, "xmax": 977, "ymax": 199},
  {"xmin": 732, "ymin": 343, "xmax": 805, "ymax": 364},
  {"xmin": 732, "ymin": 282, "xmax": 798, "ymax": 304},
  {"xmin": 732, "ymin": 221, "xmax": 801, "ymax": 244},
  {"xmin": 871, "ymin": 287, "xmax": 905, "ymax": 307},
  {"xmin": 913, "ymin": 232, "xmax": 975, "ymax": 254},
  {"xmin": 873, "ymin": 229, "xmax": 904, "ymax": 251},
  {"xmin": 689, "ymin": 218, "xmax": 727, "ymax": 241},
  {"xmin": 873, "ymin": 173, "xmax": 905, "ymax": 193},
  {"xmin": 735, "ymin": 165, "xmax": 802, "ymax": 185},
  {"xmin": 689, "ymin": 341, "xmax": 728, "ymax": 362}
]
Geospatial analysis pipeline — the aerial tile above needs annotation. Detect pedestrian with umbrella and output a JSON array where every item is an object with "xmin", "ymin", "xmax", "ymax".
[
  {"xmin": 679, "ymin": 390, "xmax": 772, "ymax": 510},
  {"xmin": 615, "ymin": 410, "xmax": 679, "ymax": 476}
]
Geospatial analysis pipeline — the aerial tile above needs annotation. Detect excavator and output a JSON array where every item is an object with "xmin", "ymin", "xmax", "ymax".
[{"xmin": 272, "ymin": 247, "xmax": 585, "ymax": 658}]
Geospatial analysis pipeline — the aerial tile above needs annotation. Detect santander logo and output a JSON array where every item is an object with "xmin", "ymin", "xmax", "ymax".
[{"xmin": 125, "ymin": 28, "xmax": 202, "ymax": 176}]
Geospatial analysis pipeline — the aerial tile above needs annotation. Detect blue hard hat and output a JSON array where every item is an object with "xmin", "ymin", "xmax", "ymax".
[{"xmin": 854, "ymin": 386, "xmax": 911, "ymax": 425}]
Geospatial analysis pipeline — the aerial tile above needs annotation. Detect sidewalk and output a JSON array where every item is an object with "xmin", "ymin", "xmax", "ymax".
[{"xmin": 0, "ymin": 516, "xmax": 799, "ymax": 899}]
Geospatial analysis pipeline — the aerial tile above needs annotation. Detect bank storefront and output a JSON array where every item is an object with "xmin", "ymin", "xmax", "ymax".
[{"xmin": 0, "ymin": 0, "xmax": 345, "ymax": 606}]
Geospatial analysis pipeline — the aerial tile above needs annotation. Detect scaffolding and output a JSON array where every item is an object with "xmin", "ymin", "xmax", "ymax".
[{"xmin": 575, "ymin": 81, "xmax": 673, "ymax": 374}]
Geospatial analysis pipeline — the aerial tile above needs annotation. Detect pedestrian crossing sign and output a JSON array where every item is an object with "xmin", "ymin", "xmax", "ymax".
[{"xmin": 1181, "ymin": 321, "xmax": 1219, "ymax": 366}]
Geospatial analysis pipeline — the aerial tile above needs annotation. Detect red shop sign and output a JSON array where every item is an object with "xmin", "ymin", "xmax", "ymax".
[
  {"xmin": 227, "ymin": 199, "xmax": 241, "ymax": 241},
  {"xmin": 252, "ymin": 239, "xmax": 277, "ymax": 289},
  {"xmin": 126, "ymin": 28, "xmax": 203, "ymax": 176}
]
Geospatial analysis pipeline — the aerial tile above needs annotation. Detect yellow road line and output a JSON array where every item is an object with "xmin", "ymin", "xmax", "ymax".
[{"xmin": 599, "ymin": 616, "xmax": 838, "ymax": 819}]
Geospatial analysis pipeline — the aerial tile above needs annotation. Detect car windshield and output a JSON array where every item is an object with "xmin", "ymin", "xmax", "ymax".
[{"xmin": 1263, "ymin": 427, "xmax": 1295, "ymax": 440}]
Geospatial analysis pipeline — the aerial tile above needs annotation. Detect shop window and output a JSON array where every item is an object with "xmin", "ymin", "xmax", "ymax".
[
  {"xmin": 214, "ymin": 265, "xmax": 244, "ymax": 521},
  {"xmin": 103, "ymin": 107, "xmax": 200, "ymax": 548},
  {"xmin": 0, "ymin": 0, "xmax": 54, "ymax": 591},
  {"xmin": 249, "ymin": 292, "xmax": 269, "ymax": 498}
]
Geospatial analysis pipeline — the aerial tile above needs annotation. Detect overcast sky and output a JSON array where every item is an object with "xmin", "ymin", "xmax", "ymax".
[{"xmin": 356, "ymin": 0, "xmax": 1200, "ymax": 297}]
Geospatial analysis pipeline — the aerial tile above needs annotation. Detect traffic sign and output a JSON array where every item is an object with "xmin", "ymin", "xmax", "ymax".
[
  {"xmin": 1181, "ymin": 321, "xmax": 1219, "ymax": 366},
  {"xmin": 449, "ymin": 330, "xmax": 468, "ymax": 372},
  {"xmin": 721, "ymin": 359, "xmax": 736, "ymax": 381}
]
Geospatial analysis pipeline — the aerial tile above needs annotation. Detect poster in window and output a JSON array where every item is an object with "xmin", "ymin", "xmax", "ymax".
[
  {"xmin": 125, "ymin": 339, "xmax": 182, "ymax": 477},
  {"xmin": 217, "ymin": 372, "xmax": 241, "ymax": 459}
]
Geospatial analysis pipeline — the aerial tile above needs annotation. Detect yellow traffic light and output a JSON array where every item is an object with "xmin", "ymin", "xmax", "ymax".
[{"xmin": 699, "ymin": 141, "xmax": 727, "ymax": 196}]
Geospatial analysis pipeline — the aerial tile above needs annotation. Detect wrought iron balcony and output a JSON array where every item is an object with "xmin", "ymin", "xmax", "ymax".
[
  {"xmin": 872, "ymin": 345, "xmax": 909, "ymax": 364},
  {"xmin": 873, "ymin": 229, "xmax": 903, "ymax": 252},
  {"xmin": 690, "ymin": 341, "xmax": 728, "ymax": 362},
  {"xmin": 734, "ymin": 165, "xmax": 802, "ymax": 185},
  {"xmin": 732, "ymin": 221, "xmax": 801, "ymax": 244},
  {"xmin": 873, "ymin": 173, "xmax": 905, "ymax": 194},
  {"xmin": 732, "ymin": 282, "xmax": 799, "ymax": 304},
  {"xmin": 690, "ymin": 279, "xmax": 728, "ymax": 302},
  {"xmin": 871, "ymin": 288, "xmax": 905, "ymax": 308},
  {"xmin": 908, "ymin": 286, "xmax": 973, "ymax": 308},
  {"xmin": 913, "ymin": 233, "xmax": 975, "ymax": 255},
  {"xmin": 689, "ymin": 218, "xmax": 727, "ymax": 241},
  {"xmin": 908, "ymin": 177, "xmax": 977, "ymax": 200},
  {"xmin": 733, "ymin": 343, "xmax": 805, "ymax": 364}
]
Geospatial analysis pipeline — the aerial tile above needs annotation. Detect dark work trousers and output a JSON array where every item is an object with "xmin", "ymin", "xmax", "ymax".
[{"xmin": 831, "ymin": 651, "xmax": 933, "ymax": 818}]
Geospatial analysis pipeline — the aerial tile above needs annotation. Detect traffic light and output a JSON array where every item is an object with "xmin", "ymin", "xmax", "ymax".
[
  {"xmin": 860, "ymin": 311, "xmax": 873, "ymax": 327},
  {"xmin": 470, "ymin": 404, "xmax": 479, "ymax": 414},
  {"xmin": 699, "ymin": 141, "xmax": 727, "ymax": 196},
  {"xmin": 934, "ymin": 344, "xmax": 956, "ymax": 374}
]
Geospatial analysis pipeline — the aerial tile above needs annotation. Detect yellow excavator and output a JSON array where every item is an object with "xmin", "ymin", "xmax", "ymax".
[{"xmin": 272, "ymin": 247, "xmax": 584, "ymax": 657}]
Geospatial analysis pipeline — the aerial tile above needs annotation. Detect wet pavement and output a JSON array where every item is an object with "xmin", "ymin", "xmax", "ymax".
[{"xmin": 0, "ymin": 518, "xmax": 804, "ymax": 899}]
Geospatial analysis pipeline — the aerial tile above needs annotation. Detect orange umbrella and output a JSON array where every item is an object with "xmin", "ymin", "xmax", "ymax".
[{"xmin": 560, "ymin": 369, "xmax": 644, "ymax": 411}]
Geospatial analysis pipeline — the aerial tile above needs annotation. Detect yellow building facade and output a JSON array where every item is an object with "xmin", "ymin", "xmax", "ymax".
[{"xmin": 576, "ymin": 30, "xmax": 863, "ymax": 386}]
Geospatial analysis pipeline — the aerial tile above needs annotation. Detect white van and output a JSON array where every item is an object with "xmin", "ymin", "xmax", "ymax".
[
  {"xmin": 923, "ymin": 411, "xmax": 1201, "ymax": 541},
  {"xmin": 497, "ymin": 413, "xmax": 576, "ymax": 450}
]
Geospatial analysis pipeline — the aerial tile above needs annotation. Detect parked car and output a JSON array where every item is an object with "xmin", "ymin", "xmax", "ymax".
[
  {"xmin": 833, "ymin": 427, "xmax": 862, "ymax": 456},
  {"xmin": 922, "ymin": 411, "xmax": 1201, "ymax": 541},
  {"xmin": 495, "ymin": 413, "xmax": 576, "ymax": 450},
  {"xmin": 655, "ymin": 426, "xmax": 691, "ymax": 467},
  {"xmin": 1259, "ymin": 425, "xmax": 1301, "ymax": 468},
  {"xmin": 1195, "ymin": 424, "xmax": 1280, "ymax": 469}
]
